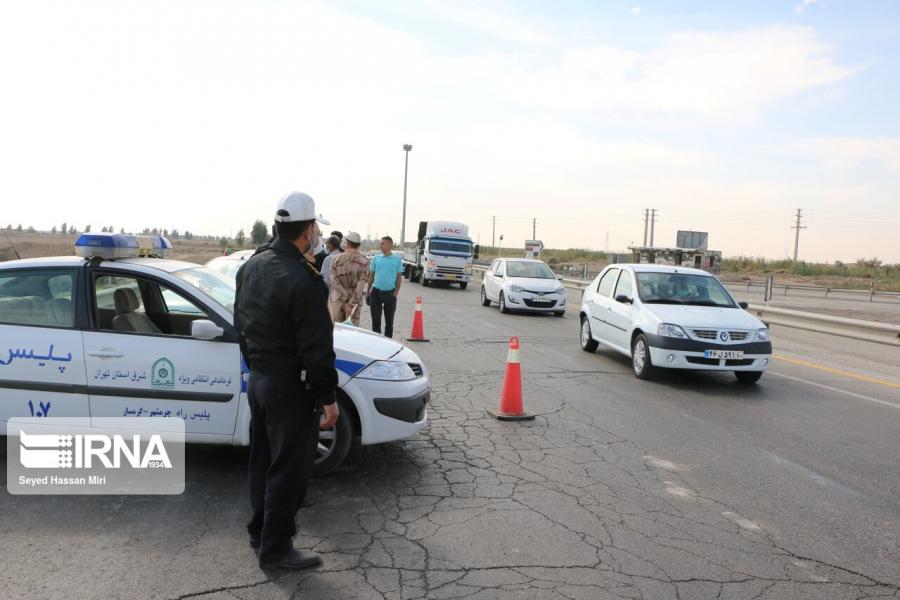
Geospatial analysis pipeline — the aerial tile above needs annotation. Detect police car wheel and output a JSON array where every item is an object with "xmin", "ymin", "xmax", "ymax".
[
  {"xmin": 481, "ymin": 286, "xmax": 491, "ymax": 306},
  {"xmin": 499, "ymin": 292, "xmax": 509, "ymax": 313},
  {"xmin": 580, "ymin": 317, "xmax": 599, "ymax": 352},
  {"xmin": 631, "ymin": 334, "xmax": 658, "ymax": 380},
  {"xmin": 313, "ymin": 397, "xmax": 353, "ymax": 477},
  {"xmin": 735, "ymin": 371, "xmax": 763, "ymax": 383}
]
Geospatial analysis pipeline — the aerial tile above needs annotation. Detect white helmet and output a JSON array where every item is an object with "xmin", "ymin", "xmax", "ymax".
[{"xmin": 274, "ymin": 191, "xmax": 330, "ymax": 225}]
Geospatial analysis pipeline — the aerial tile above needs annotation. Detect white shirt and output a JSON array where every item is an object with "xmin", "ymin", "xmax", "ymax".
[{"xmin": 321, "ymin": 249, "xmax": 342, "ymax": 288}]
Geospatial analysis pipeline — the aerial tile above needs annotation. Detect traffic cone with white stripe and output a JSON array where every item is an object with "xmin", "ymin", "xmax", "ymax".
[
  {"xmin": 407, "ymin": 296, "xmax": 429, "ymax": 342},
  {"xmin": 488, "ymin": 336, "xmax": 535, "ymax": 421}
]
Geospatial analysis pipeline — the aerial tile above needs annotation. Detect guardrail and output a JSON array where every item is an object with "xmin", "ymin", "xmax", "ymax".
[
  {"xmin": 720, "ymin": 278, "xmax": 900, "ymax": 302},
  {"xmin": 473, "ymin": 266, "xmax": 900, "ymax": 346},
  {"xmin": 748, "ymin": 304, "xmax": 900, "ymax": 347}
]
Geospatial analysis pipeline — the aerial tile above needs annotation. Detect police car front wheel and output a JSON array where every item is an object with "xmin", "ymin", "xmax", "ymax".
[{"xmin": 313, "ymin": 397, "xmax": 354, "ymax": 477}]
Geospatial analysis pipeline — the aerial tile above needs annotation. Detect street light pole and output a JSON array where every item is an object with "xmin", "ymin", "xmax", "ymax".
[{"xmin": 401, "ymin": 144, "xmax": 413, "ymax": 251}]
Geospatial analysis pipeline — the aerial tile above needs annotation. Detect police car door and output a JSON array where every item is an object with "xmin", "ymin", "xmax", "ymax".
[
  {"xmin": 0, "ymin": 266, "xmax": 89, "ymax": 425},
  {"xmin": 83, "ymin": 269, "xmax": 241, "ymax": 437}
]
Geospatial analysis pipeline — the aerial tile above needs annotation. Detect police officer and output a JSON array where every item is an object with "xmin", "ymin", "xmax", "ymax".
[{"xmin": 234, "ymin": 191, "xmax": 340, "ymax": 570}]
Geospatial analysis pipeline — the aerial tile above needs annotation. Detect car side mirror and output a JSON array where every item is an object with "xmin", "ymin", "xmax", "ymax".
[
  {"xmin": 557, "ymin": 275, "xmax": 563, "ymax": 281},
  {"xmin": 473, "ymin": 244, "xmax": 480, "ymax": 259},
  {"xmin": 615, "ymin": 294, "xmax": 633, "ymax": 305},
  {"xmin": 738, "ymin": 301, "xmax": 749, "ymax": 309},
  {"xmin": 191, "ymin": 319, "xmax": 224, "ymax": 341}
]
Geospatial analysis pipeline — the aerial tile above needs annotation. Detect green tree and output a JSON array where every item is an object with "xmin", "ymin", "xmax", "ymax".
[
  {"xmin": 51, "ymin": 226, "xmax": 57, "ymax": 234},
  {"xmin": 120, "ymin": 228, "xmax": 125, "ymax": 234},
  {"xmin": 218, "ymin": 236, "xmax": 229, "ymax": 248},
  {"xmin": 251, "ymin": 220, "xmax": 268, "ymax": 245},
  {"xmin": 85, "ymin": 225, "xmax": 91, "ymax": 233},
  {"xmin": 16, "ymin": 224, "xmax": 23, "ymax": 232},
  {"xmin": 68, "ymin": 225, "xmax": 75, "ymax": 234},
  {"xmin": 235, "ymin": 228, "xmax": 246, "ymax": 247},
  {"xmin": 27, "ymin": 226, "xmax": 35, "ymax": 233},
  {"xmin": 61, "ymin": 222, "xmax": 67, "ymax": 235}
]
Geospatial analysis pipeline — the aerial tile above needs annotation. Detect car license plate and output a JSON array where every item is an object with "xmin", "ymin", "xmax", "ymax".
[
  {"xmin": 704, "ymin": 350, "xmax": 744, "ymax": 359},
  {"xmin": 445, "ymin": 274, "xmax": 456, "ymax": 280}
]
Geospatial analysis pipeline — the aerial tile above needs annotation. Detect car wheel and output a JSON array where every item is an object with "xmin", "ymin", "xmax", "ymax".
[
  {"xmin": 735, "ymin": 371, "xmax": 763, "ymax": 383},
  {"xmin": 631, "ymin": 333, "xmax": 657, "ymax": 380},
  {"xmin": 313, "ymin": 397, "xmax": 353, "ymax": 477},
  {"xmin": 481, "ymin": 286, "xmax": 491, "ymax": 306},
  {"xmin": 499, "ymin": 292, "xmax": 509, "ymax": 313},
  {"xmin": 459, "ymin": 282, "xmax": 468, "ymax": 290},
  {"xmin": 580, "ymin": 316, "xmax": 599, "ymax": 352}
]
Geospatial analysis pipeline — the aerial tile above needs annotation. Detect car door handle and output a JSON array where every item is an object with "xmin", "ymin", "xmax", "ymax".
[{"xmin": 88, "ymin": 349, "xmax": 124, "ymax": 359}]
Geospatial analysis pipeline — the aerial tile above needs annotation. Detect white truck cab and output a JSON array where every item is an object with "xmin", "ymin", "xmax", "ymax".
[{"xmin": 403, "ymin": 221, "xmax": 478, "ymax": 289}]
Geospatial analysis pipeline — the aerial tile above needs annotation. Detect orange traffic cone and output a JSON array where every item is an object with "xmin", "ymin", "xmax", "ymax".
[
  {"xmin": 407, "ymin": 296, "xmax": 429, "ymax": 342},
  {"xmin": 488, "ymin": 336, "xmax": 535, "ymax": 421}
]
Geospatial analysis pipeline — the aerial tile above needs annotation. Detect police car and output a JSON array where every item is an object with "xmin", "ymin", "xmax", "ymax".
[
  {"xmin": 579, "ymin": 264, "xmax": 772, "ymax": 382},
  {"xmin": 0, "ymin": 234, "xmax": 430, "ymax": 475}
]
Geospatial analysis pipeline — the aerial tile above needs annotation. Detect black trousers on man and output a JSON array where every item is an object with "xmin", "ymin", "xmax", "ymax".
[
  {"xmin": 370, "ymin": 288, "xmax": 398, "ymax": 338},
  {"xmin": 247, "ymin": 372, "xmax": 319, "ymax": 562}
]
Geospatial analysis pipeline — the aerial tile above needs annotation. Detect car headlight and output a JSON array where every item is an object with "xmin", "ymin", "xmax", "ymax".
[
  {"xmin": 464, "ymin": 264, "xmax": 473, "ymax": 274},
  {"xmin": 555, "ymin": 286, "xmax": 565, "ymax": 294},
  {"xmin": 356, "ymin": 361, "xmax": 418, "ymax": 381},
  {"xmin": 755, "ymin": 328, "xmax": 770, "ymax": 341},
  {"xmin": 509, "ymin": 284, "xmax": 524, "ymax": 292},
  {"xmin": 658, "ymin": 323, "xmax": 688, "ymax": 338}
]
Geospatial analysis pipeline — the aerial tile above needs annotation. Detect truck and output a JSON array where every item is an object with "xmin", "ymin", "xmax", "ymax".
[{"xmin": 403, "ymin": 220, "xmax": 479, "ymax": 289}]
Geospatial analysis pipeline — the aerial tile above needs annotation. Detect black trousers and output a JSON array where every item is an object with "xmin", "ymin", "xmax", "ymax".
[
  {"xmin": 370, "ymin": 288, "xmax": 397, "ymax": 338},
  {"xmin": 247, "ymin": 372, "xmax": 319, "ymax": 562}
]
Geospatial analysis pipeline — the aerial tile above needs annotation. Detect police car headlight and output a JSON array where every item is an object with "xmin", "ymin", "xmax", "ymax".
[
  {"xmin": 755, "ymin": 328, "xmax": 770, "ymax": 341},
  {"xmin": 509, "ymin": 284, "xmax": 524, "ymax": 292},
  {"xmin": 658, "ymin": 323, "xmax": 688, "ymax": 338},
  {"xmin": 356, "ymin": 361, "xmax": 417, "ymax": 381}
]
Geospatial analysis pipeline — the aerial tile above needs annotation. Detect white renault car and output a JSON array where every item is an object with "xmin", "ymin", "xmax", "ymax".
[
  {"xmin": 0, "ymin": 234, "xmax": 429, "ymax": 475},
  {"xmin": 480, "ymin": 258, "xmax": 566, "ymax": 316},
  {"xmin": 579, "ymin": 264, "xmax": 772, "ymax": 382}
]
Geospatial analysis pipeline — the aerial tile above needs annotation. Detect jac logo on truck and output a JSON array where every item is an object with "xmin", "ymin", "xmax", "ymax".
[{"xmin": 440, "ymin": 227, "xmax": 462, "ymax": 234}]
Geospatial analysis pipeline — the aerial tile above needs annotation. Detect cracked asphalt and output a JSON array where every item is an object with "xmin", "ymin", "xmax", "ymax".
[{"xmin": 2, "ymin": 282, "xmax": 900, "ymax": 599}]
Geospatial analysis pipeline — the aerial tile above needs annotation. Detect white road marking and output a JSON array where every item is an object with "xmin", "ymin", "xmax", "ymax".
[
  {"xmin": 664, "ymin": 481, "xmax": 695, "ymax": 498},
  {"xmin": 644, "ymin": 455, "xmax": 684, "ymax": 472},
  {"xmin": 768, "ymin": 371, "xmax": 900, "ymax": 411},
  {"xmin": 763, "ymin": 451, "xmax": 868, "ymax": 500},
  {"xmin": 721, "ymin": 511, "xmax": 762, "ymax": 532}
]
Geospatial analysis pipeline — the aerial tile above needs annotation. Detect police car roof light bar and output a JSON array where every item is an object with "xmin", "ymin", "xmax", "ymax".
[{"xmin": 74, "ymin": 233, "xmax": 173, "ymax": 260}]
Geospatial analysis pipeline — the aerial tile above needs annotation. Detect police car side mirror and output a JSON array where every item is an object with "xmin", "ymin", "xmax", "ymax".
[
  {"xmin": 191, "ymin": 319, "xmax": 224, "ymax": 341},
  {"xmin": 738, "ymin": 301, "xmax": 749, "ymax": 309}
]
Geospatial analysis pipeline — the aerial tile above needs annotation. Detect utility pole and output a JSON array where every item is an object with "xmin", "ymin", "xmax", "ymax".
[
  {"xmin": 649, "ymin": 209, "xmax": 657, "ymax": 247},
  {"xmin": 492, "ymin": 216, "xmax": 496, "ymax": 250},
  {"xmin": 532, "ymin": 218, "xmax": 536, "ymax": 240},
  {"xmin": 791, "ymin": 208, "xmax": 806, "ymax": 262},
  {"xmin": 642, "ymin": 209, "xmax": 649, "ymax": 246},
  {"xmin": 400, "ymin": 144, "xmax": 413, "ymax": 251}
]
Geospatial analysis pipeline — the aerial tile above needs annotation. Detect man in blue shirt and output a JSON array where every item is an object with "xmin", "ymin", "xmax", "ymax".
[{"xmin": 367, "ymin": 236, "xmax": 404, "ymax": 337}]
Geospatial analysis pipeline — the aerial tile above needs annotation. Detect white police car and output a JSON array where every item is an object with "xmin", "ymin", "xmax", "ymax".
[
  {"xmin": 0, "ymin": 234, "xmax": 429, "ymax": 475},
  {"xmin": 579, "ymin": 264, "xmax": 772, "ymax": 382}
]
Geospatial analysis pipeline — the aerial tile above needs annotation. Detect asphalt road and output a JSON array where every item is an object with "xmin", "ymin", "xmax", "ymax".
[{"xmin": 2, "ymin": 282, "xmax": 899, "ymax": 599}]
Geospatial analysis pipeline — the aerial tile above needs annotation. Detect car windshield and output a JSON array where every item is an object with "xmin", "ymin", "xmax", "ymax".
[
  {"xmin": 209, "ymin": 258, "xmax": 245, "ymax": 279},
  {"xmin": 506, "ymin": 261, "xmax": 556, "ymax": 279},
  {"xmin": 172, "ymin": 266, "xmax": 236, "ymax": 314},
  {"xmin": 634, "ymin": 272, "xmax": 735, "ymax": 307},
  {"xmin": 429, "ymin": 239, "xmax": 472, "ymax": 255}
]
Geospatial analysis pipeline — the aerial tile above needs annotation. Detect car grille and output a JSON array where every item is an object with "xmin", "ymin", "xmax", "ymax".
[
  {"xmin": 691, "ymin": 329, "xmax": 750, "ymax": 341},
  {"xmin": 523, "ymin": 299, "xmax": 557, "ymax": 308},
  {"xmin": 408, "ymin": 363, "xmax": 424, "ymax": 377},
  {"xmin": 436, "ymin": 266, "xmax": 464, "ymax": 275},
  {"xmin": 691, "ymin": 329, "xmax": 718, "ymax": 339}
]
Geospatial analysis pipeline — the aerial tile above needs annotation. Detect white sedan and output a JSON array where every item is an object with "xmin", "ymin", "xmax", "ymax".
[
  {"xmin": 480, "ymin": 258, "xmax": 566, "ymax": 316},
  {"xmin": 0, "ymin": 234, "xmax": 429, "ymax": 477},
  {"xmin": 579, "ymin": 264, "xmax": 772, "ymax": 382}
]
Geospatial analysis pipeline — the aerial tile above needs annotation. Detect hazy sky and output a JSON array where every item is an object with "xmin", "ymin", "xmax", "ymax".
[{"xmin": 1, "ymin": 0, "xmax": 899, "ymax": 262}]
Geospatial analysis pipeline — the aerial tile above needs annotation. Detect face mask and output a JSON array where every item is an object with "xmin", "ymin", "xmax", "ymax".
[{"xmin": 308, "ymin": 228, "xmax": 322, "ymax": 253}]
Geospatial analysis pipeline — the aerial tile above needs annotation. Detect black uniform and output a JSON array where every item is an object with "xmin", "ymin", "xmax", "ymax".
[{"xmin": 233, "ymin": 237, "xmax": 337, "ymax": 562}]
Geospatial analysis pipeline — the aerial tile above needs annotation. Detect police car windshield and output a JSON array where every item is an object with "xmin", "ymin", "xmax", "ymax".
[
  {"xmin": 506, "ymin": 261, "xmax": 555, "ymax": 279},
  {"xmin": 634, "ymin": 272, "xmax": 735, "ymax": 308},
  {"xmin": 172, "ymin": 267, "xmax": 236, "ymax": 313}
]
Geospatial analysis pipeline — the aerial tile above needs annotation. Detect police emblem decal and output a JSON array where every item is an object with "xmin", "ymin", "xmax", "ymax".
[{"xmin": 151, "ymin": 358, "xmax": 175, "ymax": 388}]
